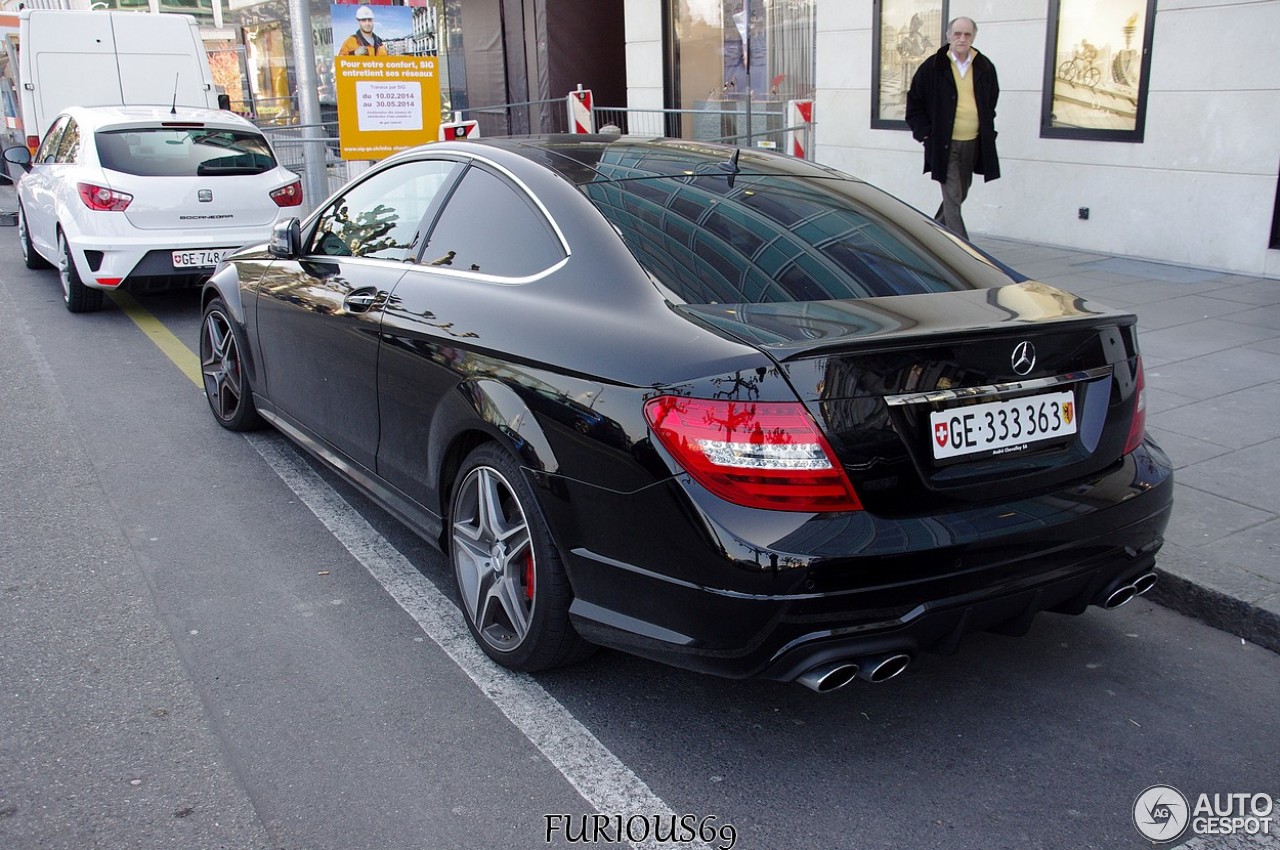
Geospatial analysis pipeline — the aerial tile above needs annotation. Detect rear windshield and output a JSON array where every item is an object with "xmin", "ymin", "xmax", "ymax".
[
  {"xmin": 583, "ymin": 174, "xmax": 966, "ymax": 303},
  {"xmin": 96, "ymin": 128, "xmax": 277, "ymax": 177}
]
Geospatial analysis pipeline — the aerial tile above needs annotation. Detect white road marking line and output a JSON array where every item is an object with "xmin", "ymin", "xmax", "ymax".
[{"xmin": 247, "ymin": 432, "xmax": 711, "ymax": 850}]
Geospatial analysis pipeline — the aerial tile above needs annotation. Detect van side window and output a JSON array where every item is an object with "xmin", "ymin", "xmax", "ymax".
[{"xmin": 35, "ymin": 117, "xmax": 68, "ymax": 163}]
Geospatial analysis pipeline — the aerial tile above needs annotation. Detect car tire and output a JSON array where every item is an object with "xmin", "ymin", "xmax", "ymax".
[
  {"xmin": 199, "ymin": 297, "xmax": 265, "ymax": 431},
  {"xmin": 17, "ymin": 204, "xmax": 51, "ymax": 270},
  {"xmin": 58, "ymin": 231, "xmax": 104, "ymax": 313},
  {"xmin": 449, "ymin": 444, "xmax": 595, "ymax": 672}
]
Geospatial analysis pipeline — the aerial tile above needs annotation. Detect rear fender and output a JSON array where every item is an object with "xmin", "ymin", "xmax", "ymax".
[{"xmin": 453, "ymin": 378, "xmax": 559, "ymax": 476}]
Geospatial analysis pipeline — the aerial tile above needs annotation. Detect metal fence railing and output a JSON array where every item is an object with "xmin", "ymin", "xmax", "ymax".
[
  {"xmin": 255, "ymin": 99, "xmax": 816, "ymax": 210},
  {"xmin": 259, "ymin": 122, "xmax": 355, "ymax": 211},
  {"xmin": 451, "ymin": 99, "xmax": 813, "ymax": 157}
]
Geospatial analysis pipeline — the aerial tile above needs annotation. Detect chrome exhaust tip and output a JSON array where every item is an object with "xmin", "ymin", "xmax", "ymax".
[
  {"xmin": 1131, "ymin": 571, "xmax": 1158, "ymax": 596},
  {"xmin": 796, "ymin": 661, "xmax": 860, "ymax": 693},
  {"xmin": 855, "ymin": 653, "xmax": 911, "ymax": 684},
  {"xmin": 1104, "ymin": 584, "xmax": 1138, "ymax": 609}
]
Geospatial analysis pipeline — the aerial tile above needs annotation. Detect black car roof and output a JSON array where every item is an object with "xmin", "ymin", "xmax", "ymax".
[{"xmin": 438, "ymin": 134, "xmax": 853, "ymax": 187}]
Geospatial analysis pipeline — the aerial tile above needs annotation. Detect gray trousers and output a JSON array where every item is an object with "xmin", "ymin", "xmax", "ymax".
[{"xmin": 934, "ymin": 138, "xmax": 977, "ymax": 239}]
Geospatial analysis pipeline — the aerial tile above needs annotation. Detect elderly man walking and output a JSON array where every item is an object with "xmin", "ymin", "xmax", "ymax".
[{"xmin": 905, "ymin": 16, "xmax": 1000, "ymax": 239}]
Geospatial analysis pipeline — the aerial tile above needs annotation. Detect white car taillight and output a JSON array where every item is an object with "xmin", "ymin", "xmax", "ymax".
[
  {"xmin": 271, "ymin": 180, "xmax": 303, "ymax": 207},
  {"xmin": 77, "ymin": 182, "xmax": 132, "ymax": 211}
]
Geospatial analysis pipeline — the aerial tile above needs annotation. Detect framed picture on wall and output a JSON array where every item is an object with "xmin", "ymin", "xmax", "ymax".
[
  {"xmin": 1040, "ymin": 0, "xmax": 1157, "ymax": 141},
  {"xmin": 871, "ymin": 0, "xmax": 948, "ymax": 129}
]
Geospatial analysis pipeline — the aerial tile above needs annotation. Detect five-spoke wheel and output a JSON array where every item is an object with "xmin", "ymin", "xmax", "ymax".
[
  {"xmin": 450, "ymin": 444, "xmax": 592, "ymax": 671},
  {"xmin": 200, "ymin": 298, "xmax": 263, "ymax": 431}
]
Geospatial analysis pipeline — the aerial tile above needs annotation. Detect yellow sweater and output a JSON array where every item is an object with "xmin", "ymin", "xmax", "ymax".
[{"xmin": 950, "ymin": 55, "xmax": 979, "ymax": 141}]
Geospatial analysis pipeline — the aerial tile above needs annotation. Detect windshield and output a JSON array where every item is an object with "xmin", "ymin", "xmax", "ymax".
[
  {"xmin": 96, "ymin": 128, "xmax": 277, "ymax": 177},
  {"xmin": 583, "ymin": 174, "xmax": 971, "ymax": 304}
]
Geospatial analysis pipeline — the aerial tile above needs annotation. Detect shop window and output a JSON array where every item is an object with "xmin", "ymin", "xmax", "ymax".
[
  {"xmin": 666, "ymin": 0, "xmax": 815, "ymax": 145},
  {"xmin": 159, "ymin": 0, "xmax": 216, "ymax": 28}
]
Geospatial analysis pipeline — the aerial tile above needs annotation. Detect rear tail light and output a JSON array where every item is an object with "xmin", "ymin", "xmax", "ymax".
[
  {"xmin": 1123, "ymin": 355, "xmax": 1147, "ymax": 455},
  {"xmin": 271, "ymin": 179, "xmax": 303, "ymax": 207},
  {"xmin": 643, "ymin": 396, "xmax": 863, "ymax": 512},
  {"xmin": 77, "ymin": 182, "xmax": 132, "ymax": 212},
  {"xmin": 26, "ymin": 135, "xmax": 40, "ymax": 154}
]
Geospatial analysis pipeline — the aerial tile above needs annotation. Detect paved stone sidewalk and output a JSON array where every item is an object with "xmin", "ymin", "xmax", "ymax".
[{"xmin": 976, "ymin": 236, "xmax": 1280, "ymax": 654}]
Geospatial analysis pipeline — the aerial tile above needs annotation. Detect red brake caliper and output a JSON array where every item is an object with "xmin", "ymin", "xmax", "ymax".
[{"xmin": 524, "ymin": 553, "xmax": 535, "ymax": 600}]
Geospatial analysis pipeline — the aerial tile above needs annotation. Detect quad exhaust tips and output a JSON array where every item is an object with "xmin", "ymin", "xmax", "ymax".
[
  {"xmin": 796, "ymin": 653, "xmax": 912, "ymax": 693},
  {"xmin": 1101, "ymin": 571, "xmax": 1159, "ymax": 609}
]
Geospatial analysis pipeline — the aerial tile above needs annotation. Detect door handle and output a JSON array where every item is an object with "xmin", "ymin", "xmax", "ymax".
[{"xmin": 343, "ymin": 289, "xmax": 381, "ymax": 312}]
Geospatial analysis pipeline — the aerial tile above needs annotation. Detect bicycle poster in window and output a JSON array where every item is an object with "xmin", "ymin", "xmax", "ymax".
[
  {"xmin": 1040, "ymin": 0, "xmax": 1156, "ymax": 142},
  {"xmin": 871, "ymin": 0, "xmax": 948, "ymax": 129}
]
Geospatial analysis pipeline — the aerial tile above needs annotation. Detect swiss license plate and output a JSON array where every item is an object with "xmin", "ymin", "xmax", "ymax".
[
  {"xmin": 172, "ymin": 248, "xmax": 232, "ymax": 269},
  {"xmin": 930, "ymin": 390, "xmax": 1077, "ymax": 461}
]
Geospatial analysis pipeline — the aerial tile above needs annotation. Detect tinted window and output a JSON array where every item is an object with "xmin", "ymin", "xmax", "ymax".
[
  {"xmin": 310, "ymin": 158, "xmax": 458, "ymax": 261},
  {"xmin": 422, "ymin": 166, "xmax": 564, "ymax": 277},
  {"xmin": 95, "ymin": 128, "xmax": 277, "ymax": 176},
  {"xmin": 584, "ymin": 174, "xmax": 962, "ymax": 303}
]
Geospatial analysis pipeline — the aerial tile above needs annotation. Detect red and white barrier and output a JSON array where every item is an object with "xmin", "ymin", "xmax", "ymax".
[
  {"xmin": 786, "ymin": 99, "xmax": 813, "ymax": 158},
  {"xmin": 439, "ymin": 112, "xmax": 479, "ymax": 141},
  {"xmin": 567, "ymin": 85, "xmax": 594, "ymax": 134}
]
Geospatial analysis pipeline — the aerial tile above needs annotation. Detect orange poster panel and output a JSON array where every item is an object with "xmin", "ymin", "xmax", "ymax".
[{"xmin": 335, "ymin": 55, "xmax": 440, "ymax": 160}]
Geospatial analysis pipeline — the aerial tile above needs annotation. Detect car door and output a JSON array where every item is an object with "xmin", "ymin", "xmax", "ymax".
[
  {"xmin": 22, "ymin": 115, "xmax": 70, "ymax": 258},
  {"xmin": 253, "ymin": 156, "xmax": 462, "ymax": 472},
  {"xmin": 377, "ymin": 161, "xmax": 569, "ymax": 511}
]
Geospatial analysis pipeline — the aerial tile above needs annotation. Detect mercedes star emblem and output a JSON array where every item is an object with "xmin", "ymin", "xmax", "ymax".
[{"xmin": 1011, "ymin": 341, "xmax": 1037, "ymax": 376}]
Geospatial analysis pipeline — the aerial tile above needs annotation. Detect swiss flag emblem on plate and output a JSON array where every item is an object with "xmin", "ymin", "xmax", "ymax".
[{"xmin": 934, "ymin": 422, "xmax": 949, "ymax": 447}]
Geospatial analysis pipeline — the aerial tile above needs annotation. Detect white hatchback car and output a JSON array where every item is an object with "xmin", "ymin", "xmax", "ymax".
[{"xmin": 5, "ymin": 105, "xmax": 301, "ymax": 312}]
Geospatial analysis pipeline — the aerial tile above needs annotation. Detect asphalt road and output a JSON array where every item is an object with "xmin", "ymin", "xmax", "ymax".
[{"xmin": 1, "ymin": 211, "xmax": 1277, "ymax": 850}]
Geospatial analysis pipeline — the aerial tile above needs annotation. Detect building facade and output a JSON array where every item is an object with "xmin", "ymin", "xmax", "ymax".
[
  {"xmin": 626, "ymin": 0, "xmax": 1280, "ymax": 278},
  {"xmin": 0, "ymin": 0, "xmax": 626, "ymax": 135}
]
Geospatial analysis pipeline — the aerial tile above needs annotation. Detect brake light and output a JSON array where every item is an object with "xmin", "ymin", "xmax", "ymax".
[
  {"xmin": 1123, "ymin": 355, "xmax": 1147, "ymax": 455},
  {"xmin": 643, "ymin": 396, "xmax": 863, "ymax": 512},
  {"xmin": 26, "ymin": 135, "xmax": 40, "ymax": 154},
  {"xmin": 77, "ymin": 182, "xmax": 132, "ymax": 212},
  {"xmin": 271, "ymin": 179, "xmax": 303, "ymax": 207}
]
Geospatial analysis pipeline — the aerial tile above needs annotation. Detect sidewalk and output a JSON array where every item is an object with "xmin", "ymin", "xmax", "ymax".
[{"xmin": 974, "ymin": 235, "xmax": 1280, "ymax": 654}]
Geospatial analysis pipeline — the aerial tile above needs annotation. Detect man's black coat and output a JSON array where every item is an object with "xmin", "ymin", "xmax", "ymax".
[{"xmin": 905, "ymin": 44, "xmax": 1001, "ymax": 183}]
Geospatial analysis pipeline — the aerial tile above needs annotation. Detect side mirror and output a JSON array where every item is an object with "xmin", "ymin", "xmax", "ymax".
[
  {"xmin": 3, "ymin": 145, "xmax": 32, "ymax": 173},
  {"xmin": 269, "ymin": 217, "xmax": 302, "ymax": 259}
]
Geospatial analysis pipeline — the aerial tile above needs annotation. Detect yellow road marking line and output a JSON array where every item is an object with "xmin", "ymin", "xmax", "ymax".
[{"xmin": 108, "ymin": 290, "xmax": 203, "ymax": 388}]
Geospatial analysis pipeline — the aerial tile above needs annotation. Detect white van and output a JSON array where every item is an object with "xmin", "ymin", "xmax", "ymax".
[{"xmin": 18, "ymin": 9, "xmax": 219, "ymax": 150}]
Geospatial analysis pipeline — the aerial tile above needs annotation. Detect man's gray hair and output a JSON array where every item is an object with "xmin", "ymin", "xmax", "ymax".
[{"xmin": 948, "ymin": 17, "xmax": 978, "ymax": 36}]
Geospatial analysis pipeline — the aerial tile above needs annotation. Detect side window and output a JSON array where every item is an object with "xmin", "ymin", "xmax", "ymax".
[
  {"xmin": 54, "ymin": 120, "xmax": 80, "ymax": 164},
  {"xmin": 310, "ymin": 159, "xmax": 459, "ymax": 261},
  {"xmin": 35, "ymin": 117, "xmax": 68, "ymax": 163},
  {"xmin": 422, "ymin": 166, "xmax": 565, "ymax": 277}
]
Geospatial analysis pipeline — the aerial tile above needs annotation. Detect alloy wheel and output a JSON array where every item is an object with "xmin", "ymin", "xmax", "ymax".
[
  {"xmin": 451, "ymin": 465, "xmax": 536, "ymax": 653},
  {"xmin": 201, "ymin": 307, "xmax": 247, "ymax": 423}
]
